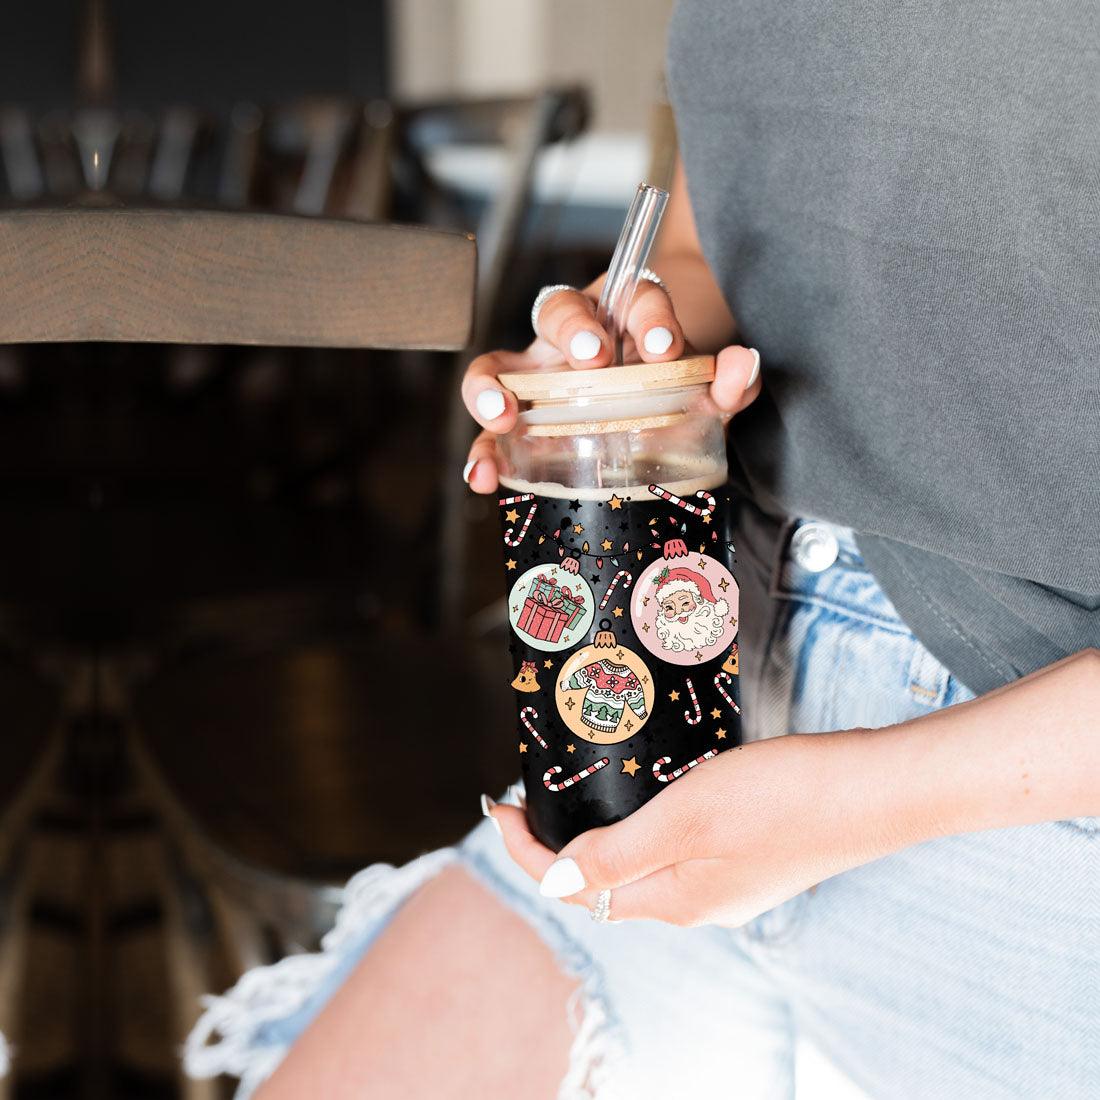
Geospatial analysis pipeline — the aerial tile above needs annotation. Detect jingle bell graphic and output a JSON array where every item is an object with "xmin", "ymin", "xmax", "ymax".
[{"xmin": 511, "ymin": 660, "xmax": 541, "ymax": 693}]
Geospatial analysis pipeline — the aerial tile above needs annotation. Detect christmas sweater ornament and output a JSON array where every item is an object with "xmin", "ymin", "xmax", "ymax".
[{"xmin": 555, "ymin": 626, "xmax": 654, "ymax": 745}]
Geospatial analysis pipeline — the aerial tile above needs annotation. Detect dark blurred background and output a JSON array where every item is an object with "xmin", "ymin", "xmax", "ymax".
[{"xmin": 0, "ymin": 1, "xmax": 674, "ymax": 1096}]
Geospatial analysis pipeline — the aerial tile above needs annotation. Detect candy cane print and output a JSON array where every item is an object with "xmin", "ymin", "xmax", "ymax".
[
  {"xmin": 682, "ymin": 677, "xmax": 702, "ymax": 725},
  {"xmin": 543, "ymin": 757, "xmax": 610, "ymax": 791},
  {"xmin": 500, "ymin": 494, "xmax": 537, "ymax": 546},
  {"xmin": 648, "ymin": 483, "xmax": 717, "ymax": 517},
  {"xmin": 519, "ymin": 706, "xmax": 548, "ymax": 750},
  {"xmin": 598, "ymin": 569, "xmax": 633, "ymax": 610},
  {"xmin": 652, "ymin": 749, "xmax": 717, "ymax": 784},
  {"xmin": 714, "ymin": 670, "xmax": 742, "ymax": 714}
]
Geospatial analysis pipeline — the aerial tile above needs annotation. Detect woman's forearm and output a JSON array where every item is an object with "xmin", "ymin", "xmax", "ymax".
[{"xmin": 862, "ymin": 649, "xmax": 1100, "ymax": 852}]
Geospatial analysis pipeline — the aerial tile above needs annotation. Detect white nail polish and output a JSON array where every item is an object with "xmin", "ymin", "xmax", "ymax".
[
  {"xmin": 569, "ymin": 330, "xmax": 601, "ymax": 361},
  {"xmin": 480, "ymin": 794, "xmax": 503, "ymax": 837},
  {"xmin": 643, "ymin": 326, "xmax": 673, "ymax": 355},
  {"xmin": 747, "ymin": 348, "xmax": 761, "ymax": 388},
  {"xmin": 462, "ymin": 459, "xmax": 477, "ymax": 483},
  {"xmin": 476, "ymin": 388, "xmax": 506, "ymax": 421},
  {"xmin": 539, "ymin": 857, "xmax": 586, "ymax": 898}
]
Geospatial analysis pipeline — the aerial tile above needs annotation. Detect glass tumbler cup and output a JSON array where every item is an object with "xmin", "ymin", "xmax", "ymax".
[{"xmin": 495, "ymin": 356, "xmax": 742, "ymax": 851}]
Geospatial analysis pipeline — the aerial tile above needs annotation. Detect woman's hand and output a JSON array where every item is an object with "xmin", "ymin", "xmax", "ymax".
[
  {"xmin": 459, "ymin": 276, "xmax": 761, "ymax": 494},
  {"xmin": 491, "ymin": 732, "xmax": 883, "ymax": 928},
  {"xmin": 486, "ymin": 650, "xmax": 1099, "ymax": 927}
]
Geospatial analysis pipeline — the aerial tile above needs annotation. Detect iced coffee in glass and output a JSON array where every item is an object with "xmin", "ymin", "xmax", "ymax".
[{"xmin": 496, "ymin": 356, "xmax": 741, "ymax": 851}]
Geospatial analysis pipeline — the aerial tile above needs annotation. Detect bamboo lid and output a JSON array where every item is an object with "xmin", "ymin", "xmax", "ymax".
[{"xmin": 498, "ymin": 355, "xmax": 715, "ymax": 402}]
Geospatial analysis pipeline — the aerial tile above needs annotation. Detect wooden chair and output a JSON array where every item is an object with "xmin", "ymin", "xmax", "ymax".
[
  {"xmin": 0, "ymin": 201, "xmax": 486, "ymax": 1094},
  {"xmin": 0, "ymin": 204, "xmax": 472, "ymax": 348}
]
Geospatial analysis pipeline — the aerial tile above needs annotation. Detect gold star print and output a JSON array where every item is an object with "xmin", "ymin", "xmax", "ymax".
[
  {"xmin": 702, "ymin": 513, "xmax": 712, "ymax": 524},
  {"xmin": 715, "ymin": 728, "xmax": 727, "ymax": 740},
  {"xmin": 518, "ymin": 742, "xmax": 528, "ymax": 753},
  {"xmin": 565, "ymin": 697, "xmax": 576, "ymax": 710},
  {"xmin": 612, "ymin": 607, "xmax": 624, "ymax": 618},
  {"xmin": 696, "ymin": 557, "xmax": 708, "ymax": 570},
  {"xmin": 694, "ymin": 651, "xmax": 703, "ymax": 661},
  {"xmin": 718, "ymin": 578, "xmax": 730, "ymax": 592},
  {"xmin": 573, "ymin": 523, "xmax": 584, "ymax": 534},
  {"xmin": 544, "ymin": 659, "xmax": 554, "ymax": 669},
  {"xmin": 642, "ymin": 622, "xmax": 650, "ymax": 632},
  {"xmin": 642, "ymin": 596, "xmax": 650, "ymax": 607},
  {"xmin": 506, "ymin": 559, "xmax": 517, "ymax": 571},
  {"xmin": 601, "ymin": 539, "xmax": 613, "ymax": 551},
  {"xmin": 504, "ymin": 508, "xmax": 520, "ymax": 523},
  {"xmin": 615, "ymin": 649, "xmax": 625, "ymax": 660},
  {"xmin": 710, "ymin": 708, "xmax": 722, "ymax": 720},
  {"xmin": 669, "ymin": 689, "xmax": 681, "ymax": 701},
  {"xmin": 621, "ymin": 757, "xmax": 642, "ymax": 777},
  {"xmin": 566, "ymin": 743, "xmax": 576, "ymax": 753},
  {"xmin": 609, "ymin": 495, "xmax": 624, "ymax": 510}
]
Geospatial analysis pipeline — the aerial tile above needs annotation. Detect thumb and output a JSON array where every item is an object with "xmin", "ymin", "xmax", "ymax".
[
  {"xmin": 710, "ymin": 345, "xmax": 761, "ymax": 415},
  {"xmin": 537, "ymin": 801, "xmax": 689, "ymax": 899}
]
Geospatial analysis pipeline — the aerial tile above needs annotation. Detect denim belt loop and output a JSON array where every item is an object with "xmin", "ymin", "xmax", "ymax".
[{"xmin": 768, "ymin": 517, "xmax": 801, "ymax": 600}]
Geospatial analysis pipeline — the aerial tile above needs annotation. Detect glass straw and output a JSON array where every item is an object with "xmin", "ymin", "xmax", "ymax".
[{"xmin": 595, "ymin": 183, "xmax": 670, "ymax": 364}]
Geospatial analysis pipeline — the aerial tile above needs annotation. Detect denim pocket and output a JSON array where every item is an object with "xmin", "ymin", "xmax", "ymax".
[{"xmin": 761, "ymin": 572, "xmax": 975, "ymax": 737}]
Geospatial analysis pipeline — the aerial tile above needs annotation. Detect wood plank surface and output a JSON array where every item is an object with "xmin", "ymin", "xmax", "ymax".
[{"xmin": 0, "ymin": 205, "xmax": 476, "ymax": 349}]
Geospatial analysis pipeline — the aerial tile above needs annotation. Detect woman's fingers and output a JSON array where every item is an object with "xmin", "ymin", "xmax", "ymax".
[
  {"xmin": 534, "ymin": 289, "xmax": 614, "ymax": 369},
  {"xmin": 624, "ymin": 281, "xmax": 684, "ymax": 361},
  {"xmin": 710, "ymin": 345, "xmax": 762, "ymax": 414},
  {"xmin": 463, "ymin": 430, "xmax": 501, "ymax": 494},
  {"xmin": 461, "ymin": 350, "xmax": 520, "ymax": 432},
  {"xmin": 589, "ymin": 860, "xmax": 720, "ymax": 926}
]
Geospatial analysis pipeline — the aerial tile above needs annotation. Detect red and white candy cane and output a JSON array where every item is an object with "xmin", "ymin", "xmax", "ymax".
[
  {"xmin": 519, "ymin": 706, "xmax": 548, "ymax": 750},
  {"xmin": 500, "ymin": 493, "xmax": 537, "ymax": 546},
  {"xmin": 682, "ymin": 677, "xmax": 702, "ymax": 725},
  {"xmin": 648, "ymin": 483, "xmax": 717, "ymax": 517},
  {"xmin": 714, "ymin": 670, "xmax": 742, "ymax": 714},
  {"xmin": 598, "ymin": 568, "xmax": 633, "ymax": 610},
  {"xmin": 543, "ymin": 757, "xmax": 609, "ymax": 791},
  {"xmin": 652, "ymin": 748, "xmax": 717, "ymax": 784}
]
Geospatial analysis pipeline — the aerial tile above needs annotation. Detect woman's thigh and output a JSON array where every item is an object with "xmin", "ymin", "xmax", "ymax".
[{"xmin": 257, "ymin": 865, "xmax": 578, "ymax": 1100}]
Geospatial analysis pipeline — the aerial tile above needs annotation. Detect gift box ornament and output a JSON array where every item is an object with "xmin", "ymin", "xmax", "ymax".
[{"xmin": 517, "ymin": 574, "xmax": 586, "ymax": 642}]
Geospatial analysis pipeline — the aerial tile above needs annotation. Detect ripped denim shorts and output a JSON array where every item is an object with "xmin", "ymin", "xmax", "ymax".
[{"xmin": 185, "ymin": 519, "xmax": 1097, "ymax": 1100}]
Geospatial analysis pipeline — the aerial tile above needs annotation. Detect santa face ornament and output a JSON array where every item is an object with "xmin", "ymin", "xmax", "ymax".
[{"xmin": 631, "ymin": 554, "xmax": 739, "ymax": 666}]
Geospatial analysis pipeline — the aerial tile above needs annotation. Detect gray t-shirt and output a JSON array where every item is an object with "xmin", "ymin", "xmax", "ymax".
[{"xmin": 666, "ymin": 0, "xmax": 1099, "ymax": 694}]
